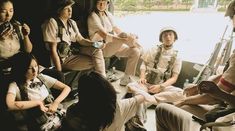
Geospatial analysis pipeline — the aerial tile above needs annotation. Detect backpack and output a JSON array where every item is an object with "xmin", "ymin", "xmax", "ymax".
[{"xmin": 53, "ymin": 18, "xmax": 80, "ymax": 61}]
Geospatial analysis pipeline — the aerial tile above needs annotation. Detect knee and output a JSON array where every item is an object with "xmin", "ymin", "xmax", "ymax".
[{"xmin": 129, "ymin": 47, "xmax": 141, "ymax": 57}]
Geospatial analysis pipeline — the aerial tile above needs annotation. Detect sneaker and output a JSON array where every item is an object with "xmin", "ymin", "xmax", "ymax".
[{"xmin": 120, "ymin": 75, "xmax": 133, "ymax": 86}]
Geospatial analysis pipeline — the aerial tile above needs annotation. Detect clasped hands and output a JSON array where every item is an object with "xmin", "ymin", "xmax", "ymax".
[{"xmin": 38, "ymin": 101, "xmax": 59, "ymax": 114}]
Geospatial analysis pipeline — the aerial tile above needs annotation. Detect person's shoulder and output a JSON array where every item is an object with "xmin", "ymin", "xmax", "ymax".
[
  {"xmin": 68, "ymin": 19, "xmax": 77, "ymax": 25},
  {"xmin": 8, "ymin": 81, "xmax": 19, "ymax": 90},
  {"xmin": 42, "ymin": 17, "xmax": 56, "ymax": 26},
  {"xmin": 9, "ymin": 81, "xmax": 17, "ymax": 87},
  {"xmin": 149, "ymin": 44, "xmax": 160, "ymax": 51}
]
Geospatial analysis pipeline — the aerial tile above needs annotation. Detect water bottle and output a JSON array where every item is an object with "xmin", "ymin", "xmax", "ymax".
[
  {"xmin": 92, "ymin": 41, "xmax": 103, "ymax": 49},
  {"xmin": 183, "ymin": 79, "xmax": 189, "ymax": 88}
]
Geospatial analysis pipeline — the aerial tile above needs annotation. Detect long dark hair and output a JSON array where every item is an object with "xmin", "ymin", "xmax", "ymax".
[
  {"xmin": 76, "ymin": 71, "xmax": 117, "ymax": 130},
  {"xmin": 11, "ymin": 52, "xmax": 39, "ymax": 85}
]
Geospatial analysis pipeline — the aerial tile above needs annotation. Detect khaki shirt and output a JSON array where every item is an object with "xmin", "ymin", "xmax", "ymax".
[
  {"xmin": 41, "ymin": 18, "xmax": 83, "ymax": 50},
  {"xmin": 0, "ymin": 25, "xmax": 20, "ymax": 60},
  {"xmin": 88, "ymin": 11, "xmax": 115, "ymax": 41},
  {"xmin": 140, "ymin": 44, "xmax": 182, "ymax": 75}
]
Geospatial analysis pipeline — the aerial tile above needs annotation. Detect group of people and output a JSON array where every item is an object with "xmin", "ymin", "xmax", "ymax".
[{"xmin": 1, "ymin": 0, "xmax": 235, "ymax": 130}]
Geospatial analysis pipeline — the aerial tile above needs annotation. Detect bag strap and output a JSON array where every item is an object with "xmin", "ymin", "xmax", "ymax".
[
  {"xmin": 53, "ymin": 17, "xmax": 76, "ymax": 42},
  {"xmin": 37, "ymin": 74, "xmax": 51, "ymax": 93},
  {"xmin": 53, "ymin": 17, "xmax": 65, "ymax": 42},
  {"xmin": 10, "ymin": 20, "xmax": 24, "ymax": 51},
  {"xmin": 37, "ymin": 74, "xmax": 55, "ymax": 104},
  {"xmin": 163, "ymin": 50, "xmax": 178, "ymax": 81}
]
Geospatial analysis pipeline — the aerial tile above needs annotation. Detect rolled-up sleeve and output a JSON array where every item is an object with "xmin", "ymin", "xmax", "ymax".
[
  {"xmin": 41, "ymin": 18, "xmax": 58, "ymax": 43},
  {"xmin": 220, "ymin": 53, "xmax": 235, "ymax": 89},
  {"xmin": 172, "ymin": 58, "xmax": 182, "ymax": 75}
]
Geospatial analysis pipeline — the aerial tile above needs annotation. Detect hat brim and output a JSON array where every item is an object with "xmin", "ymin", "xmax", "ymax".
[{"xmin": 57, "ymin": 0, "xmax": 75, "ymax": 12}]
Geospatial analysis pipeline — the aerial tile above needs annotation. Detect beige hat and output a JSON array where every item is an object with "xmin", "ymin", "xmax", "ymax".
[
  {"xmin": 55, "ymin": 0, "xmax": 75, "ymax": 12},
  {"xmin": 159, "ymin": 26, "xmax": 178, "ymax": 42}
]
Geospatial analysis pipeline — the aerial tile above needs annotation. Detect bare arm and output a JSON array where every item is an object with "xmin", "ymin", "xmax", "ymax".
[
  {"xmin": 51, "ymin": 81, "xmax": 71, "ymax": 104},
  {"xmin": 48, "ymin": 80, "xmax": 71, "ymax": 112},
  {"xmin": 78, "ymin": 38, "xmax": 94, "ymax": 46},
  {"xmin": 95, "ymin": 29, "xmax": 129, "ymax": 44},
  {"xmin": 161, "ymin": 73, "xmax": 178, "ymax": 87},
  {"xmin": 198, "ymin": 81, "xmax": 235, "ymax": 107},
  {"xmin": 176, "ymin": 94, "xmax": 218, "ymax": 107},
  {"xmin": 21, "ymin": 23, "xmax": 33, "ymax": 52},
  {"xmin": 49, "ymin": 42, "xmax": 62, "ymax": 71},
  {"xmin": 148, "ymin": 73, "xmax": 179, "ymax": 94},
  {"xmin": 6, "ymin": 93, "xmax": 47, "ymax": 112}
]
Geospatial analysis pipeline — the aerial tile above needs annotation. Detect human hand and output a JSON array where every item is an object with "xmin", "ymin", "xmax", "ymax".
[
  {"xmin": 183, "ymin": 83, "xmax": 199, "ymax": 97},
  {"xmin": 38, "ymin": 101, "xmax": 48, "ymax": 113},
  {"xmin": 138, "ymin": 78, "xmax": 147, "ymax": 84},
  {"xmin": 47, "ymin": 101, "xmax": 59, "ymax": 113},
  {"xmin": 198, "ymin": 81, "xmax": 221, "ymax": 98},
  {"xmin": 21, "ymin": 23, "xmax": 30, "ymax": 36},
  {"xmin": 0, "ymin": 27, "xmax": 13, "ymax": 40},
  {"xmin": 148, "ymin": 85, "xmax": 163, "ymax": 94}
]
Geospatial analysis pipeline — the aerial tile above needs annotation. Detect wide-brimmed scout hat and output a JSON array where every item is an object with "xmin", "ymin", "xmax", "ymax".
[
  {"xmin": 225, "ymin": 0, "xmax": 235, "ymax": 19},
  {"xmin": 55, "ymin": 0, "xmax": 75, "ymax": 12},
  {"xmin": 159, "ymin": 26, "xmax": 178, "ymax": 42}
]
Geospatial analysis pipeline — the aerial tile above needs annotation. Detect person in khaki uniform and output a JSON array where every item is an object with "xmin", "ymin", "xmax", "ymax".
[
  {"xmin": 126, "ymin": 27, "xmax": 184, "ymax": 128},
  {"xmin": 61, "ymin": 71, "xmax": 154, "ymax": 131},
  {"xmin": 41, "ymin": 0, "xmax": 106, "ymax": 77},
  {"xmin": 135, "ymin": 26, "xmax": 183, "ymax": 104},
  {"xmin": 87, "ymin": 0, "xmax": 142, "ymax": 86},
  {"xmin": 155, "ymin": 51, "xmax": 235, "ymax": 131}
]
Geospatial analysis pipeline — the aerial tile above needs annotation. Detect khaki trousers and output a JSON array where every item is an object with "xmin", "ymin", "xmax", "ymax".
[
  {"xmin": 156, "ymin": 103, "xmax": 215, "ymax": 131},
  {"xmin": 103, "ymin": 40, "xmax": 141, "ymax": 76},
  {"xmin": 62, "ymin": 46, "xmax": 106, "ymax": 77}
]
